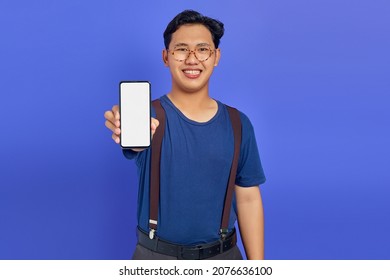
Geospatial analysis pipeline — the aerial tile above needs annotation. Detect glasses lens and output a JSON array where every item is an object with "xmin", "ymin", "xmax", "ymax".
[
  {"xmin": 173, "ymin": 48, "xmax": 188, "ymax": 61},
  {"xmin": 196, "ymin": 47, "xmax": 212, "ymax": 61}
]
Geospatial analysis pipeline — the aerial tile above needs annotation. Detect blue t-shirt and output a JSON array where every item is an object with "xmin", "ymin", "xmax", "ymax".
[{"xmin": 123, "ymin": 95, "xmax": 266, "ymax": 245}]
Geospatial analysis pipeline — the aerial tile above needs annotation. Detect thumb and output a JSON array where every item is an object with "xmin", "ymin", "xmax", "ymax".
[{"xmin": 151, "ymin": 118, "xmax": 160, "ymax": 138}]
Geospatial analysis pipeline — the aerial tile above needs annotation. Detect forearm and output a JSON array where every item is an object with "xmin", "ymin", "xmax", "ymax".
[{"xmin": 236, "ymin": 186, "xmax": 264, "ymax": 260}]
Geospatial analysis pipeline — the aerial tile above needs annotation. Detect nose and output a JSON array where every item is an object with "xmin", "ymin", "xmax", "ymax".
[{"xmin": 185, "ymin": 50, "xmax": 199, "ymax": 64}]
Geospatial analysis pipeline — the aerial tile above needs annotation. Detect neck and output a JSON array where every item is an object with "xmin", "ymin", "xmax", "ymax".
[
  {"xmin": 167, "ymin": 84, "xmax": 218, "ymax": 122},
  {"xmin": 168, "ymin": 84, "xmax": 212, "ymax": 110}
]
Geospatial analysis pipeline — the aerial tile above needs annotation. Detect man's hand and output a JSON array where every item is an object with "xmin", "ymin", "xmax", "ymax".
[{"xmin": 104, "ymin": 105, "xmax": 159, "ymax": 150}]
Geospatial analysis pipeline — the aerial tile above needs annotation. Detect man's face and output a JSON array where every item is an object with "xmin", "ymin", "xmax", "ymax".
[{"xmin": 163, "ymin": 24, "xmax": 221, "ymax": 94}]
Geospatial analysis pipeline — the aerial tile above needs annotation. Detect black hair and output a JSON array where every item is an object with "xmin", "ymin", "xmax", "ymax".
[{"xmin": 163, "ymin": 10, "xmax": 225, "ymax": 49}]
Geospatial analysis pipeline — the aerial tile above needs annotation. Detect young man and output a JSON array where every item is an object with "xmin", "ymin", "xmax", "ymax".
[{"xmin": 104, "ymin": 10, "xmax": 266, "ymax": 260}]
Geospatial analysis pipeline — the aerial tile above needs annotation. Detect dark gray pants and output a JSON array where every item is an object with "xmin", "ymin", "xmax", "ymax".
[{"xmin": 132, "ymin": 244, "xmax": 243, "ymax": 260}]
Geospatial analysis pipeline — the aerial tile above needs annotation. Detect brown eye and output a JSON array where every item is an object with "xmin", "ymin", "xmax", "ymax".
[
  {"xmin": 175, "ymin": 48, "xmax": 188, "ymax": 53},
  {"xmin": 197, "ymin": 47, "xmax": 210, "ymax": 53}
]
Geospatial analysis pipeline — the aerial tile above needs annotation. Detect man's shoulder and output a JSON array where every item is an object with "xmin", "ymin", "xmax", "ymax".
[{"xmin": 216, "ymin": 101, "xmax": 252, "ymax": 124}]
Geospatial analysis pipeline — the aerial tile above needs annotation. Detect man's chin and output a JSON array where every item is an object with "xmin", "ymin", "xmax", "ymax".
[{"xmin": 176, "ymin": 80, "xmax": 210, "ymax": 94}]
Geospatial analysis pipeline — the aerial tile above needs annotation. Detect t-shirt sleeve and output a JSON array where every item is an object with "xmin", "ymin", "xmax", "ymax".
[
  {"xmin": 235, "ymin": 112, "xmax": 266, "ymax": 187},
  {"xmin": 122, "ymin": 149, "xmax": 139, "ymax": 160}
]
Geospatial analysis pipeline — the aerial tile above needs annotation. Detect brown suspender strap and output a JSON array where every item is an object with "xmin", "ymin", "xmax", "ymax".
[
  {"xmin": 149, "ymin": 100, "xmax": 241, "ymax": 240},
  {"xmin": 149, "ymin": 99, "xmax": 165, "ymax": 239},
  {"xmin": 220, "ymin": 106, "xmax": 242, "ymax": 238}
]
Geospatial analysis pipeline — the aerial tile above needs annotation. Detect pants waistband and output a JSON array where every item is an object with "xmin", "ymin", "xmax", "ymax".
[{"xmin": 136, "ymin": 227, "xmax": 237, "ymax": 260}]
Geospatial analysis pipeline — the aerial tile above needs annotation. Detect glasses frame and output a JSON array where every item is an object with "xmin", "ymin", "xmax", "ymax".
[{"xmin": 168, "ymin": 47, "xmax": 216, "ymax": 62}]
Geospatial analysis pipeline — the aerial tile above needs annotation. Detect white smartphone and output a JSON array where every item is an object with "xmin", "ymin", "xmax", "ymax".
[{"xmin": 119, "ymin": 81, "xmax": 151, "ymax": 149}]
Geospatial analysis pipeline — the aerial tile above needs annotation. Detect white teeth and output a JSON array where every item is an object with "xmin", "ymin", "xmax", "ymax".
[{"xmin": 183, "ymin": 70, "xmax": 201, "ymax": 75}]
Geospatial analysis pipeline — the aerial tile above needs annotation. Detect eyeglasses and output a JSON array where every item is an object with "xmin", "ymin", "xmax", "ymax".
[{"xmin": 168, "ymin": 46, "xmax": 215, "ymax": 62}]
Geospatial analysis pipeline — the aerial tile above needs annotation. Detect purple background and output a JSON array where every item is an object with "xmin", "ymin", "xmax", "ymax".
[{"xmin": 1, "ymin": 0, "xmax": 389, "ymax": 259}]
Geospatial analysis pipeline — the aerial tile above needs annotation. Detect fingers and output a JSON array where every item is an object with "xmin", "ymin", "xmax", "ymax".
[
  {"xmin": 104, "ymin": 111, "xmax": 119, "ymax": 126},
  {"xmin": 104, "ymin": 105, "xmax": 121, "ymax": 144},
  {"xmin": 104, "ymin": 106, "xmax": 120, "ymax": 126},
  {"xmin": 105, "ymin": 120, "xmax": 120, "ymax": 135},
  {"xmin": 112, "ymin": 105, "xmax": 120, "ymax": 120},
  {"xmin": 112, "ymin": 132, "xmax": 120, "ymax": 144},
  {"xmin": 104, "ymin": 110, "xmax": 114, "ymax": 122},
  {"xmin": 151, "ymin": 118, "xmax": 160, "ymax": 138},
  {"xmin": 151, "ymin": 118, "xmax": 159, "ymax": 129},
  {"xmin": 106, "ymin": 118, "xmax": 120, "ymax": 144}
]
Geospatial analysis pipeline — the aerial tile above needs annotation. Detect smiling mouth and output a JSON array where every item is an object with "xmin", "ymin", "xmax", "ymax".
[{"xmin": 183, "ymin": 69, "xmax": 202, "ymax": 75}]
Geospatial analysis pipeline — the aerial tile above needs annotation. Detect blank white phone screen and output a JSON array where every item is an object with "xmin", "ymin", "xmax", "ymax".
[{"xmin": 120, "ymin": 81, "xmax": 150, "ymax": 148}]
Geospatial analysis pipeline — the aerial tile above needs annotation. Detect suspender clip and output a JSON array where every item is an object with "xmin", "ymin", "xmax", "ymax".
[
  {"xmin": 219, "ymin": 228, "xmax": 229, "ymax": 240},
  {"xmin": 149, "ymin": 219, "xmax": 158, "ymax": 239},
  {"xmin": 149, "ymin": 228, "xmax": 156, "ymax": 240}
]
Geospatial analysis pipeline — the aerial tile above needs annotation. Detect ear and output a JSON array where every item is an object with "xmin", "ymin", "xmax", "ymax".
[
  {"xmin": 162, "ymin": 49, "xmax": 169, "ymax": 66},
  {"xmin": 214, "ymin": 48, "xmax": 221, "ymax": 67}
]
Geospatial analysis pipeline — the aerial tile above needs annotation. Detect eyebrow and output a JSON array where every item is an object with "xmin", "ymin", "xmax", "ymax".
[{"xmin": 173, "ymin": 43, "xmax": 211, "ymax": 47}]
